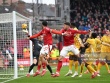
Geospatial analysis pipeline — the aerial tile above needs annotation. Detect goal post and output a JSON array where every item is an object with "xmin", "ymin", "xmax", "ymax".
[
  {"xmin": 12, "ymin": 11, "xmax": 33, "ymax": 79},
  {"xmin": 0, "ymin": 11, "xmax": 33, "ymax": 82}
]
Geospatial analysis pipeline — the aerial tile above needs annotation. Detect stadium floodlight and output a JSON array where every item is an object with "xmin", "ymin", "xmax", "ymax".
[{"xmin": 0, "ymin": 11, "xmax": 33, "ymax": 82}]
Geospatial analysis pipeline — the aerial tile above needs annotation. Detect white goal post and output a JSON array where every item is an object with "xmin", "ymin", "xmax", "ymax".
[{"xmin": 0, "ymin": 11, "xmax": 33, "ymax": 81}]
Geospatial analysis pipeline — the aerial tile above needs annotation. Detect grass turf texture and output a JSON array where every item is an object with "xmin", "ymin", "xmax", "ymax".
[{"xmin": 0, "ymin": 66, "xmax": 110, "ymax": 83}]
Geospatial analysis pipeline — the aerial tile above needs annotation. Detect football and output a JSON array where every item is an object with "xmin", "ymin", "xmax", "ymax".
[{"xmin": 22, "ymin": 23, "xmax": 27, "ymax": 29}]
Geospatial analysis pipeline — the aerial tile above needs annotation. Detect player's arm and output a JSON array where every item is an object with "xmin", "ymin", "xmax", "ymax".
[
  {"xmin": 101, "ymin": 42, "xmax": 110, "ymax": 47},
  {"xmin": 72, "ymin": 29, "xmax": 90, "ymax": 34},
  {"xmin": 84, "ymin": 38, "xmax": 91, "ymax": 48},
  {"xmin": 96, "ymin": 38, "xmax": 101, "ymax": 44},
  {"xmin": 101, "ymin": 36, "xmax": 110, "ymax": 46},
  {"xmin": 26, "ymin": 34, "xmax": 36, "ymax": 43},
  {"xmin": 50, "ymin": 29, "xmax": 63, "ymax": 35},
  {"xmin": 30, "ymin": 31, "xmax": 42, "ymax": 39}
]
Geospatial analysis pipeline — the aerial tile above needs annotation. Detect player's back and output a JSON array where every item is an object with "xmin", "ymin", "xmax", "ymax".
[
  {"xmin": 101, "ymin": 35, "xmax": 110, "ymax": 52},
  {"xmin": 31, "ymin": 39, "xmax": 43, "ymax": 51},
  {"xmin": 85, "ymin": 38, "xmax": 97, "ymax": 53},
  {"xmin": 73, "ymin": 27, "xmax": 82, "ymax": 49},
  {"xmin": 95, "ymin": 38, "xmax": 101, "ymax": 52},
  {"xmin": 42, "ymin": 27, "xmax": 53, "ymax": 45}
]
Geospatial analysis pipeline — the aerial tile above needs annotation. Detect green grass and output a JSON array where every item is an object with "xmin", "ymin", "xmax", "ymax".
[{"xmin": 1, "ymin": 66, "xmax": 110, "ymax": 83}]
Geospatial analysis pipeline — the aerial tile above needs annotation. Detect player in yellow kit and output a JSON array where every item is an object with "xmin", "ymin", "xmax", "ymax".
[
  {"xmin": 97, "ymin": 30, "xmax": 110, "ymax": 74},
  {"xmin": 80, "ymin": 32, "xmax": 99, "ymax": 78},
  {"xmin": 65, "ymin": 23, "xmax": 84, "ymax": 77},
  {"xmin": 79, "ymin": 34, "xmax": 102, "ymax": 77}
]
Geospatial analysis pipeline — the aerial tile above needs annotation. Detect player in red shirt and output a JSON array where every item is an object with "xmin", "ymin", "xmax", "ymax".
[
  {"xmin": 29, "ymin": 21, "xmax": 62, "ymax": 76},
  {"xmin": 52, "ymin": 22, "xmax": 90, "ymax": 77}
]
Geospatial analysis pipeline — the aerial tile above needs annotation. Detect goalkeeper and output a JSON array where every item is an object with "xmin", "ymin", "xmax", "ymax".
[{"xmin": 26, "ymin": 35, "xmax": 43, "ymax": 77}]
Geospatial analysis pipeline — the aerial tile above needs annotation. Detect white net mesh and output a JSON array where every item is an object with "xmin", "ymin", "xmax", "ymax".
[
  {"xmin": 0, "ymin": 13, "xmax": 27, "ymax": 23},
  {"xmin": 0, "ymin": 12, "xmax": 32, "ymax": 82}
]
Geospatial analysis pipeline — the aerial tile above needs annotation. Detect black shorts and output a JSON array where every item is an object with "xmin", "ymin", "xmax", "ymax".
[
  {"xmin": 33, "ymin": 50, "xmax": 40, "ymax": 60},
  {"xmin": 69, "ymin": 55, "xmax": 78, "ymax": 61}
]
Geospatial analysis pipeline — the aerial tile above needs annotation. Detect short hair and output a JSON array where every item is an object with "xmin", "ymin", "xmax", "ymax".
[
  {"xmin": 42, "ymin": 21, "xmax": 47, "ymax": 26},
  {"xmin": 91, "ymin": 33, "xmax": 97, "ymax": 38},
  {"xmin": 71, "ymin": 22, "xmax": 76, "ymax": 27},
  {"xmin": 64, "ymin": 22, "xmax": 70, "ymax": 26}
]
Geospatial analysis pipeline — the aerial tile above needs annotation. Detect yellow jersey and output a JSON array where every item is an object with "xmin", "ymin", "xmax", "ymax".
[
  {"xmin": 101, "ymin": 35, "xmax": 110, "ymax": 52},
  {"xmin": 85, "ymin": 38, "xmax": 97, "ymax": 53},
  {"xmin": 95, "ymin": 38, "xmax": 102, "ymax": 52},
  {"xmin": 74, "ymin": 27, "xmax": 83, "ymax": 49}
]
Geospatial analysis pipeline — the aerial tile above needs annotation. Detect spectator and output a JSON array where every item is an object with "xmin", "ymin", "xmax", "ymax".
[{"xmin": 70, "ymin": 0, "xmax": 110, "ymax": 39}]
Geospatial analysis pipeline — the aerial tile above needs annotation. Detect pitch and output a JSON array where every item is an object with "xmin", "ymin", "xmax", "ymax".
[{"xmin": 0, "ymin": 66, "xmax": 110, "ymax": 83}]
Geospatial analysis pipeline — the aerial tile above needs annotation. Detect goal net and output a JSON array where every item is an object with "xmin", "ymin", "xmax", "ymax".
[{"xmin": 0, "ymin": 11, "xmax": 33, "ymax": 82}]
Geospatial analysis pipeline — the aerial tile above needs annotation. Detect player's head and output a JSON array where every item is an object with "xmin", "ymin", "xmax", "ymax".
[
  {"xmin": 97, "ymin": 35, "xmax": 101, "ymax": 39},
  {"xmin": 105, "ymin": 30, "xmax": 110, "ymax": 35},
  {"xmin": 42, "ymin": 21, "xmax": 47, "ymax": 28},
  {"xmin": 64, "ymin": 22, "xmax": 70, "ymax": 30},
  {"xmin": 91, "ymin": 32, "xmax": 97, "ymax": 38},
  {"xmin": 71, "ymin": 22, "xmax": 76, "ymax": 28}
]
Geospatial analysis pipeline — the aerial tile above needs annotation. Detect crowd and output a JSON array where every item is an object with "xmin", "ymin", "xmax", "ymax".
[{"xmin": 70, "ymin": 0, "xmax": 110, "ymax": 38}]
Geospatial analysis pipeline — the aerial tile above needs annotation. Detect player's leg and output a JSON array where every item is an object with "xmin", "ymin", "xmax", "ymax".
[
  {"xmin": 97, "ymin": 61, "xmax": 110, "ymax": 74},
  {"xmin": 97, "ymin": 52, "xmax": 104, "ymax": 74},
  {"xmin": 105, "ymin": 52, "xmax": 110, "ymax": 73},
  {"xmin": 52, "ymin": 45, "xmax": 79, "ymax": 77},
  {"xmin": 33, "ymin": 60, "xmax": 41, "ymax": 77},
  {"xmin": 45, "ymin": 58, "xmax": 54, "ymax": 75},
  {"xmin": 29, "ymin": 51, "xmax": 41, "ymax": 77},
  {"xmin": 69, "ymin": 45, "xmax": 79, "ymax": 77},
  {"xmin": 79, "ymin": 62, "xmax": 85, "ymax": 77},
  {"xmin": 46, "ymin": 64, "xmax": 54, "ymax": 75},
  {"xmin": 92, "ymin": 62, "xmax": 97, "ymax": 71},
  {"xmin": 40, "ymin": 56, "xmax": 53, "ymax": 76},
  {"xmin": 27, "ymin": 51, "xmax": 39, "ymax": 77},
  {"xmin": 85, "ymin": 62, "xmax": 97, "ymax": 78},
  {"xmin": 40, "ymin": 54, "xmax": 54, "ymax": 76},
  {"xmin": 105, "ymin": 62, "xmax": 110, "ymax": 73},
  {"xmin": 65, "ymin": 54, "xmax": 74, "ymax": 76},
  {"xmin": 40, "ymin": 45, "xmax": 53, "ymax": 76},
  {"xmin": 52, "ymin": 47, "xmax": 68, "ymax": 77},
  {"xmin": 97, "ymin": 62, "xmax": 102, "ymax": 74},
  {"xmin": 71, "ymin": 56, "xmax": 79, "ymax": 77},
  {"xmin": 27, "ymin": 59, "xmax": 37, "ymax": 77},
  {"xmin": 84, "ymin": 63, "xmax": 97, "ymax": 74}
]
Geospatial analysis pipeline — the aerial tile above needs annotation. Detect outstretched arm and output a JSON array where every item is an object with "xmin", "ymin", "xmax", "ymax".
[
  {"xmin": 30, "ymin": 31, "xmax": 42, "ymax": 39},
  {"xmin": 50, "ymin": 29, "xmax": 63, "ymax": 35},
  {"xmin": 102, "ymin": 42, "xmax": 110, "ymax": 47},
  {"xmin": 72, "ymin": 29, "xmax": 90, "ymax": 34}
]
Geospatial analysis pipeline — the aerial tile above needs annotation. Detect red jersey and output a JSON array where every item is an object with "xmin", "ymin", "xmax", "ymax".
[
  {"xmin": 30, "ymin": 27, "xmax": 61, "ymax": 45},
  {"xmin": 61, "ymin": 28, "xmax": 89, "ymax": 46}
]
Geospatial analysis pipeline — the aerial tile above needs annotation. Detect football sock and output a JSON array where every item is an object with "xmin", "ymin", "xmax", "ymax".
[
  {"xmin": 69, "ymin": 60, "xmax": 73, "ymax": 70},
  {"xmin": 87, "ymin": 65, "xmax": 96, "ymax": 74},
  {"xmin": 105, "ymin": 62, "xmax": 110, "ymax": 71},
  {"xmin": 80, "ymin": 62, "xmax": 84, "ymax": 74},
  {"xmin": 74, "ymin": 61, "xmax": 79, "ymax": 71},
  {"xmin": 97, "ymin": 62, "xmax": 102, "ymax": 72},
  {"xmin": 37, "ymin": 64, "xmax": 41, "ymax": 72},
  {"xmin": 93, "ymin": 64, "xmax": 97, "ymax": 71},
  {"xmin": 28, "ymin": 63, "xmax": 35, "ymax": 73},
  {"xmin": 56, "ymin": 61, "xmax": 62, "ymax": 73},
  {"xmin": 47, "ymin": 65, "xmax": 53, "ymax": 74},
  {"xmin": 42, "ymin": 63, "xmax": 46, "ymax": 69}
]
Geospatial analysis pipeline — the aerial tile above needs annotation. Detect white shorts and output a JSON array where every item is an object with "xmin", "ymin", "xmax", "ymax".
[
  {"xmin": 40, "ymin": 45, "xmax": 52, "ymax": 55},
  {"xmin": 60, "ymin": 45, "xmax": 79, "ymax": 57}
]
